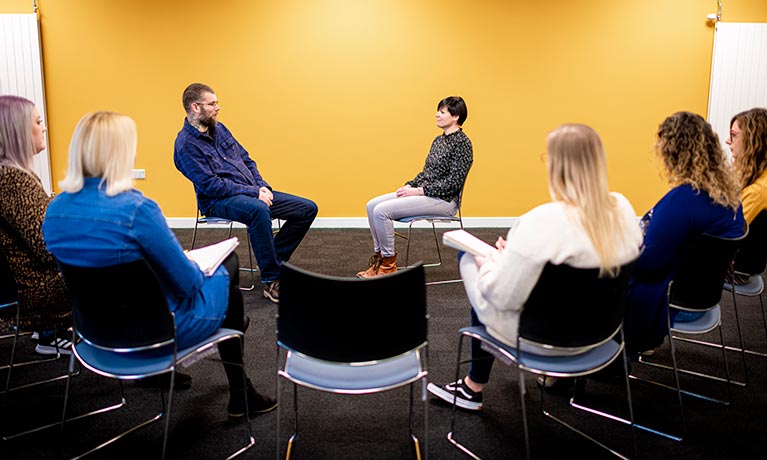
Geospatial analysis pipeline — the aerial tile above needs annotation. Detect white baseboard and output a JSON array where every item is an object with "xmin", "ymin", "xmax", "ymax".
[{"xmin": 166, "ymin": 216, "xmax": 518, "ymax": 229}]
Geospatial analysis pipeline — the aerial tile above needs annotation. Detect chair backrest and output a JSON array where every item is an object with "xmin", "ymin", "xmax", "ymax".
[
  {"xmin": 277, "ymin": 262, "xmax": 427, "ymax": 363},
  {"xmin": 456, "ymin": 167, "xmax": 471, "ymax": 221},
  {"xmin": 518, "ymin": 261, "xmax": 633, "ymax": 349},
  {"xmin": 734, "ymin": 210, "xmax": 767, "ymax": 275},
  {"xmin": 57, "ymin": 259, "xmax": 175, "ymax": 351},
  {"xmin": 668, "ymin": 233, "xmax": 744, "ymax": 311},
  {"xmin": 0, "ymin": 251, "xmax": 19, "ymax": 309}
]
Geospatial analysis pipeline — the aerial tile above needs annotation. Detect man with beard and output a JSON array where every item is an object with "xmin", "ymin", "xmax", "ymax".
[{"xmin": 174, "ymin": 83, "xmax": 318, "ymax": 303}]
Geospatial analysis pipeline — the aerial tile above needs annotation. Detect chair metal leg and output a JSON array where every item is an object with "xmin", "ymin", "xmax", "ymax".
[
  {"xmin": 567, "ymin": 344, "xmax": 671, "ymax": 445},
  {"xmin": 286, "ymin": 384, "xmax": 299, "ymax": 460},
  {"xmin": 225, "ymin": 348, "xmax": 255, "ymax": 460},
  {"xmin": 446, "ymin": 333, "xmax": 482, "ymax": 459},
  {"xmin": 404, "ymin": 223, "xmax": 443, "ymax": 269},
  {"xmin": 672, "ymin": 282, "xmax": 750, "ymax": 385},
  {"xmin": 637, "ymin": 328, "xmax": 733, "ymax": 405},
  {"xmin": 4, "ymin": 353, "xmax": 125, "ymax": 441},
  {"xmin": 191, "ymin": 217, "xmax": 199, "ymax": 249},
  {"xmin": 538, "ymin": 352, "xmax": 638, "ymax": 458},
  {"xmin": 276, "ymin": 371, "xmax": 298, "ymax": 460},
  {"xmin": 61, "ymin": 367, "xmax": 146, "ymax": 459},
  {"xmin": 238, "ymin": 232, "xmax": 256, "ymax": 292},
  {"xmin": 3, "ymin": 326, "xmax": 75, "ymax": 394},
  {"xmin": 518, "ymin": 371, "xmax": 531, "ymax": 460},
  {"xmin": 685, "ymin": 279, "xmax": 767, "ymax": 364},
  {"xmin": 408, "ymin": 382, "xmax": 426, "ymax": 460}
]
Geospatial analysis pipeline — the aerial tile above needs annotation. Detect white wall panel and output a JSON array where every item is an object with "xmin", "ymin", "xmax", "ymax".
[
  {"xmin": 0, "ymin": 13, "xmax": 51, "ymax": 193},
  {"xmin": 708, "ymin": 22, "xmax": 767, "ymax": 155}
]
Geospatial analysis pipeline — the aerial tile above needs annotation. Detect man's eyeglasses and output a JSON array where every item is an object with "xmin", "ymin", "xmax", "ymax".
[{"xmin": 195, "ymin": 100, "xmax": 220, "ymax": 108}]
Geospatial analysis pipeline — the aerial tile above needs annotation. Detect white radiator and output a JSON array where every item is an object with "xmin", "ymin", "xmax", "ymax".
[
  {"xmin": 0, "ymin": 13, "xmax": 52, "ymax": 193},
  {"xmin": 708, "ymin": 22, "xmax": 767, "ymax": 154}
]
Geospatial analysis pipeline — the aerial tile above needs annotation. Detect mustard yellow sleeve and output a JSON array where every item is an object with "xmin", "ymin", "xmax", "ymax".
[{"xmin": 741, "ymin": 173, "xmax": 767, "ymax": 223}]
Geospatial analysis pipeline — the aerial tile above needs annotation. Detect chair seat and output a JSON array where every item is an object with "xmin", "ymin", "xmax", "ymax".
[
  {"xmin": 281, "ymin": 349, "xmax": 425, "ymax": 393},
  {"xmin": 670, "ymin": 306, "xmax": 721, "ymax": 334},
  {"xmin": 197, "ymin": 216, "xmax": 234, "ymax": 226},
  {"xmin": 74, "ymin": 328, "xmax": 241, "ymax": 379},
  {"xmin": 462, "ymin": 326, "xmax": 621, "ymax": 377},
  {"xmin": 397, "ymin": 215, "xmax": 459, "ymax": 224},
  {"xmin": 723, "ymin": 274, "xmax": 764, "ymax": 296}
]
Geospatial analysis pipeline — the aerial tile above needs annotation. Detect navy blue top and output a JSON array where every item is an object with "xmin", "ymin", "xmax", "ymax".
[
  {"xmin": 42, "ymin": 178, "xmax": 230, "ymax": 349},
  {"xmin": 624, "ymin": 184, "xmax": 745, "ymax": 353},
  {"xmin": 174, "ymin": 119, "xmax": 269, "ymax": 215}
]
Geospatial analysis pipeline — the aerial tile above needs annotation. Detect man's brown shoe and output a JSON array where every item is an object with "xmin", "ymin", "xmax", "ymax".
[{"xmin": 263, "ymin": 280, "xmax": 280, "ymax": 303}]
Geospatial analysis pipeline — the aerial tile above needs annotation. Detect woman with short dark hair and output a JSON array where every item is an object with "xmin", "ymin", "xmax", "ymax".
[{"xmin": 356, "ymin": 96, "xmax": 473, "ymax": 278}]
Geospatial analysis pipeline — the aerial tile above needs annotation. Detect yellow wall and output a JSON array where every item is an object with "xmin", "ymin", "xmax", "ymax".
[{"xmin": 4, "ymin": 0, "xmax": 767, "ymax": 219}]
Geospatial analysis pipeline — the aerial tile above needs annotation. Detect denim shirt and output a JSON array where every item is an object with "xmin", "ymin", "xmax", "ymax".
[
  {"xmin": 174, "ymin": 119, "xmax": 270, "ymax": 215},
  {"xmin": 42, "ymin": 178, "xmax": 230, "ymax": 348}
]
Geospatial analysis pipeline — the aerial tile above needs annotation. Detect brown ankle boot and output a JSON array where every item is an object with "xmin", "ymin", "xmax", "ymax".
[
  {"xmin": 377, "ymin": 254, "xmax": 397, "ymax": 276},
  {"xmin": 356, "ymin": 252, "xmax": 382, "ymax": 279}
]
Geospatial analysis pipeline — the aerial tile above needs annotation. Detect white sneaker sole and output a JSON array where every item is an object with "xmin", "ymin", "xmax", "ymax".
[
  {"xmin": 35, "ymin": 343, "xmax": 72, "ymax": 356},
  {"xmin": 427, "ymin": 382, "xmax": 482, "ymax": 411}
]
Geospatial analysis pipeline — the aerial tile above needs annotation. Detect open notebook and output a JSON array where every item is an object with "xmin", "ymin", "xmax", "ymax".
[
  {"xmin": 442, "ymin": 229, "xmax": 495, "ymax": 258},
  {"xmin": 185, "ymin": 237, "xmax": 239, "ymax": 276}
]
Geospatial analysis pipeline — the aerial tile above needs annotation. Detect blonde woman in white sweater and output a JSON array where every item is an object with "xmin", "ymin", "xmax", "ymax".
[{"xmin": 428, "ymin": 124, "xmax": 642, "ymax": 411}]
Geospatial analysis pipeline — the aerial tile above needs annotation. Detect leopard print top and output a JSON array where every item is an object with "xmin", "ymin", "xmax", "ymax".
[{"xmin": 0, "ymin": 165, "xmax": 71, "ymax": 332}]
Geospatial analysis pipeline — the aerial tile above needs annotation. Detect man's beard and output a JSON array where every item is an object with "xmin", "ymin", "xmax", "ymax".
[{"xmin": 199, "ymin": 113, "xmax": 217, "ymax": 128}]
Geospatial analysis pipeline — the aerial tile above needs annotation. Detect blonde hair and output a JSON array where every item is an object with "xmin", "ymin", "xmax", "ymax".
[
  {"xmin": 0, "ymin": 95, "xmax": 36, "ymax": 173},
  {"xmin": 656, "ymin": 112, "xmax": 740, "ymax": 210},
  {"xmin": 60, "ymin": 111, "xmax": 136, "ymax": 196},
  {"xmin": 547, "ymin": 124, "xmax": 628, "ymax": 277}
]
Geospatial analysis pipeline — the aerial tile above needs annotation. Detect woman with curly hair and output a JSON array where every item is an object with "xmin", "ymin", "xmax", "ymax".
[
  {"xmin": 728, "ymin": 108, "xmax": 767, "ymax": 223},
  {"xmin": 624, "ymin": 111, "xmax": 745, "ymax": 354}
]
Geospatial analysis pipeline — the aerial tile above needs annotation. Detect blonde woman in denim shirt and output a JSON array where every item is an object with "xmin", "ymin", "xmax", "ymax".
[{"xmin": 43, "ymin": 112, "xmax": 276, "ymax": 418}]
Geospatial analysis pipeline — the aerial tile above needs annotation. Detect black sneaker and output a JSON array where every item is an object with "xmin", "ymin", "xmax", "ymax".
[
  {"xmin": 427, "ymin": 379, "xmax": 483, "ymax": 411},
  {"xmin": 134, "ymin": 371, "xmax": 193, "ymax": 390},
  {"xmin": 34, "ymin": 329, "xmax": 73, "ymax": 356},
  {"xmin": 263, "ymin": 280, "xmax": 280, "ymax": 303},
  {"xmin": 228, "ymin": 382, "xmax": 278, "ymax": 419}
]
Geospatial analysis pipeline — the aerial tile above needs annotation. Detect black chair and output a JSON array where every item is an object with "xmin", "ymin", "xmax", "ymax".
[
  {"xmin": 276, "ymin": 262, "xmax": 428, "ymax": 459},
  {"xmin": 674, "ymin": 213, "xmax": 767, "ymax": 386},
  {"xmin": 0, "ymin": 252, "xmax": 73, "ymax": 440},
  {"xmin": 192, "ymin": 208, "xmax": 282, "ymax": 291},
  {"xmin": 446, "ymin": 262, "xmax": 637, "ymax": 460},
  {"xmin": 192, "ymin": 209, "xmax": 257, "ymax": 291},
  {"xmin": 57, "ymin": 259, "xmax": 255, "ymax": 460},
  {"xmin": 396, "ymin": 181, "xmax": 469, "ymax": 286},
  {"xmin": 635, "ymin": 232, "xmax": 744, "ymax": 437},
  {"xmin": 722, "ymin": 210, "xmax": 767, "ymax": 358}
]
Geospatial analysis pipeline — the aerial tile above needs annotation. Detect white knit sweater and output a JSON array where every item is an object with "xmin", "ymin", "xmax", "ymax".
[{"xmin": 460, "ymin": 193, "xmax": 642, "ymax": 354}]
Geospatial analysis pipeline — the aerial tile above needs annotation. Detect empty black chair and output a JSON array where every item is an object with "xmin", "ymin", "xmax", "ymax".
[{"xmin": 276, "ymin": 262, "xmax": 428, "ymax": 459}]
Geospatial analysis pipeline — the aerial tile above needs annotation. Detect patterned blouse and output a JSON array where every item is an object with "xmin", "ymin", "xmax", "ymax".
[
  {"xmin": 0, "ymin": 165, "xmax": 70, "ymax": 331},
  {"xmin": 406, "ymin": 129, "xmax": 473, "ymax": 205}
]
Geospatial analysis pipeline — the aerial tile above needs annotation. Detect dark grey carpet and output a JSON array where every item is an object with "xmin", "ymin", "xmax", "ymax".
[{"xmin": 2, "ymin": 227, "xmax": 766, "ymax": 459}]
